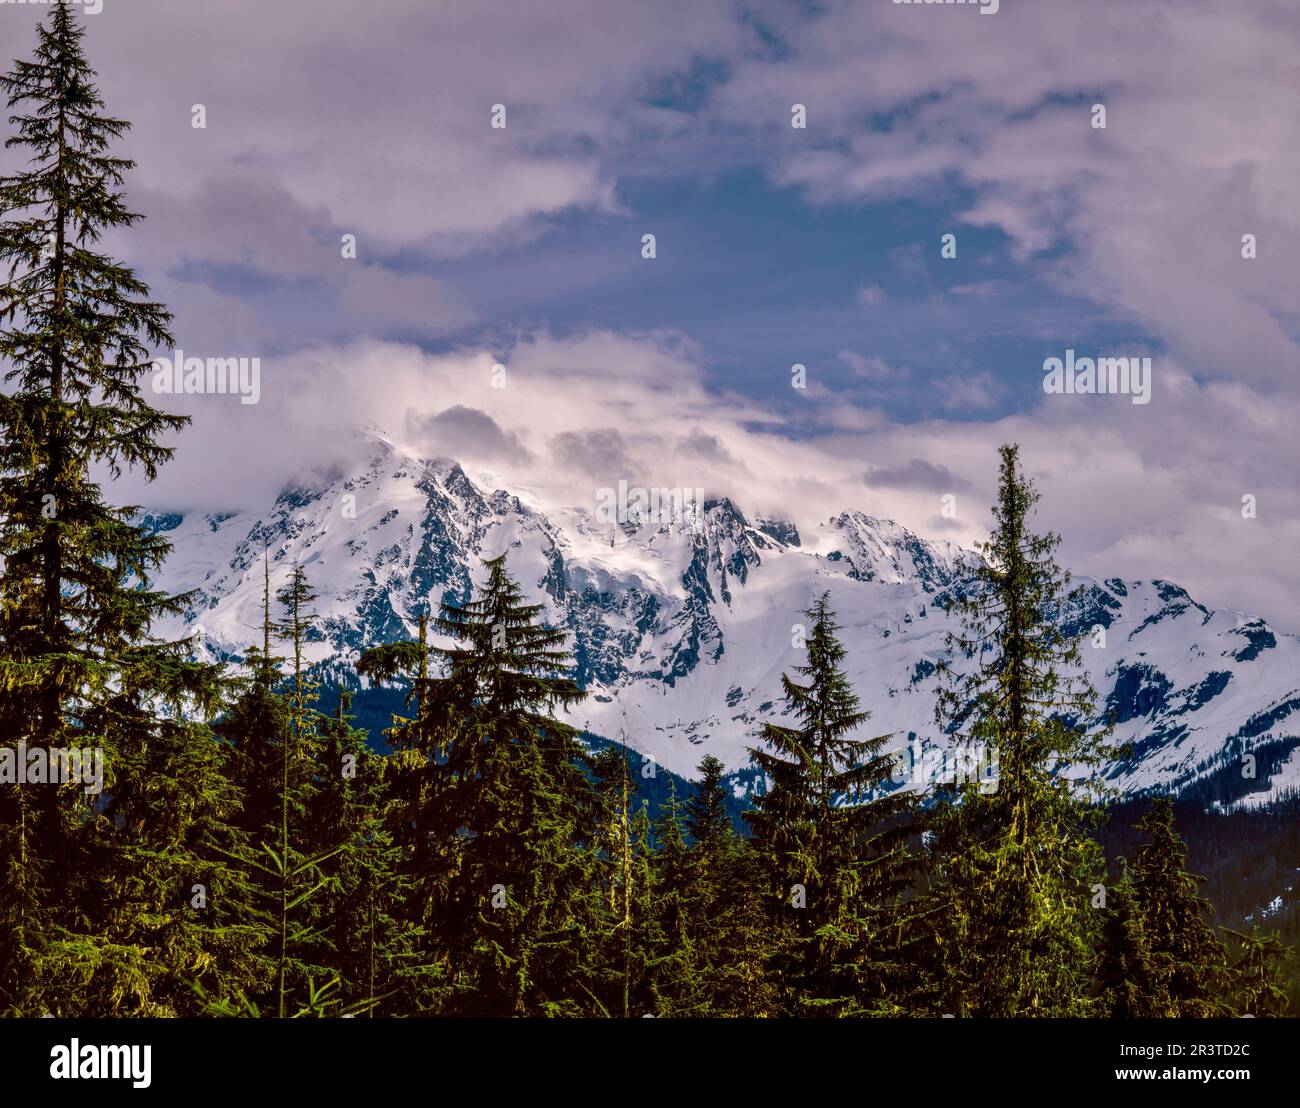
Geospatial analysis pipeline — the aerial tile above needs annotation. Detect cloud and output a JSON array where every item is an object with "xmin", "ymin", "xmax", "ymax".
[
  {"xmin": 407, "ymin": 406, "xmax": 533, "ymax": 465},
  {"xmin": 937, "ymin": 371, "xmax": 999, "ymax": 412},
  {"xmin": 549, "ymin": 429, "xmax": 644, "ymax": 482},
  {"xmin": 676, "ymin": 429, "xmax": 736, "ymax": 465},
  {"xmin": 0, "ymin": 0, "xmax": 750, "ymax": 358},
  {"xmin": 7, "ymin": 1, "xmax": 1298, "ymax": 635},
  {"xmin": 838, "ymin": 350, "xmax": 902, "ymax": 383},
  {"xmin": 64, "ymin": 0, "xmax": 743, "ymax": 257},
  {"xmin": 863, "ymin": 459, "xmax": 972, "ymax": 493},
  {"xmin": 714, "ymin": 0, "xmax": 1300, "ymax": 388},
  {"xmin": 102, "ymin": 329, "xmax": 1300, "ymax": 633},
  {"xmin": 337, "ymin": 266, "xmax": 475, "ymax": 336}
]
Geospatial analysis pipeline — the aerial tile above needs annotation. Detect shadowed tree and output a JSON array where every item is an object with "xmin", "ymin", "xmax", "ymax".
[
  {"xmin": 1224, "ymin": 924, "xmax": 1291, "ymax": 1018},
  {"xmin": 746, "ymin": 593, "xmax": 918, "ymax": 1016},
  {"xmin": 1130, "ymin": 798, "xmax": 1232, "ymax": 1017},
  {"xmin": 0, "ymin": 6, "xmax": 244, "ymax": 1014},
  {"xmin": 1096, "ymin": 860, "xmax": 1167, "ymax": 1017},
  {"xmin": 418, "ymin": 554, "xmax": 595, "ymax": 1015}
]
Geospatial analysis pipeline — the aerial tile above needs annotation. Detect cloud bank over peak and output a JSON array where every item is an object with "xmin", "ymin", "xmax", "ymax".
[{"xmin": 124, "ymin": 328, "xmax": 1300, "ymax": 631}]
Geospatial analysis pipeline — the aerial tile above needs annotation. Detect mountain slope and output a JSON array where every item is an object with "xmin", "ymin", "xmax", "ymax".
[{"xmin": 144, "ymin": 436, "xmax": 1300, "ymax": 805}]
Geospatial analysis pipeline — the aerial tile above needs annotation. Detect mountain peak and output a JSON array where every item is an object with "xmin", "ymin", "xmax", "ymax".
[
  {"xmin": 144, "ymin": 448, "xmax": 1300, "ymax": 802},
  {"xmin": 824, "ymin": 510, "xmax": 969, "ymax": 591}
]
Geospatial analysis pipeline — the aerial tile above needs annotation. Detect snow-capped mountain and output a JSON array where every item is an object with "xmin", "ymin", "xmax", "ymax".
[{"xmin": 144, "ymin": 434, "xmax": 1300, "ymax": 807}]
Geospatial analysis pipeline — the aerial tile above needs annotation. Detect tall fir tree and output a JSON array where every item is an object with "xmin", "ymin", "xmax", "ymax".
[
  {"xmin": 215, "ymin": 562, "xmax": 341, "ymax": 1015},
  {"xmin": 686, "ymin": 754, "xmax": 732, "ymax": 869},
  {"xmin": 1095, "ymin": 860, "xmax": 1167, "ymax": 1017},
  {"xmin": 683, "ymin": 754, "xmax": 776, "ymax": 1016},
  {"xmin": 420, "ymin": 554, "xmax": 595, "ymax": 1015},
  {"xmin": 929, "ymin": 443, "xmax": 1111, "ymax": 1016},
  {"xmin": 589, "ymin": 745, "xmax": 667, "ymax": 1017},
  {"xmin": 220, "ymin": 551, "xmax": 291, "ymax": 840},
  {"xmin": 590, "ymin": 744, "xmax": 635, "ymax": 1015},
  {"xmin": 356, "ymin": 605, "xmax": 460, "ymax": 1012},
  {"xmin": 264, "ymin": 564, "xmax": 337, "ymax": 1016},
  {"xmin": 745, "ymin": 593, "xmax": 917, "ymax": 1016},
  {"xmin": 0, "ymin": 6, "xmax": 236, "ymax": 1014},
  {"xmin": 1130, "ymin": 798, "xmax": 1231, "ymax": 1016},
  {"xmin": 647, "ymin": 779, "xmax": 705, "ymax": 1013}
]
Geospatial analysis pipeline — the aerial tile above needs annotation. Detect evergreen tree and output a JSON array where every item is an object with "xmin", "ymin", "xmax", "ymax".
[
  {"xmin": 1224, "ymin": 925, "xmax": 1291, "ymax": 1017},
  {"xmin": 929, "ymin": 443, "xmax": 1111, "ymax": 1017},
  {"xmin": 356, "ymin": 607, "xmax": 449, "ymax": 964},
  {"xmin": 1096, "ymin": 860, "xmax": 1167, "ymax": 1017},
  {"xmin": 1130, "ymin": 797, "xmax": 1231, "ymax": 1016},
  {"xmin": 0, "ymin": 6, "xmax": 230, "ymax": 1014},
  {"xmin": 275, "ymin": 566, "xmax": 319, "ymax": 750},
  {"xmin": 85, "ymin": 645, "xmax": 268, "ymax": 1015},
  {"xmin": 308, "ymin": 689, "xmax": 421, "ymax": 1015},
  {"xmin": 355, "ymin": 610, "xmax": 433, "ymax": 749},
  {"xmin": 623, "ymin": 801, "xmax": 660, "ymax": 1014},
  {"xmin": 421, "ymin": 554, "xmax": 594, "ymax": 1015},
  {"xmin": 745, "ymin": 593, "xmax": 916, "ymax": 1016},
  {"xmin": 687, "ymin": 754, "xmax": 732, "ymax": 868},
  {"xmin": 217, "ymin": 563, "xmax": 340, "ymax": 1015},
  {"xmin": 589, "ymin": 746, "xmax": 667, "ymax": 1017},
  {"xmin": 263, "ymin": 565, "xmax": 337, "ymax": 1016},
  {"xmin": 590, "ymin": 745, "xmax": 635, "ymax": 1015},
  {"xmin": 710, "ymin": 845, "xmax": 782, "ymax": 1017},
  {"xmin": 647, "ymin": 780, "xmax": 704, "ymax": 1014},
  {"xmin": 680, "ymin": 752, "xmax": 738, "ymax": 1013},
  {"xmin": 220, "ymin": 551, "xmax": 291, "ymax": 838},
  {"xmin": 684, "ymin": 755, "xmax": 777, "ymax": 1017}
]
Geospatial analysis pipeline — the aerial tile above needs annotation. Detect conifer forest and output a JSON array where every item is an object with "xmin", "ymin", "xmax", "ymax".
[{"xmin": 0, "ymin": 3, "xmax": 1296, "ymax": 1044}]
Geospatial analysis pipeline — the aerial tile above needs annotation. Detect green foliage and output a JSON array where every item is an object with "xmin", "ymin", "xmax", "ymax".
[
  {"xmin": 589, "ymin": 745, "xmax": 664, "ymax": 1017},
  {"xmin": 1130, "ymin": 798, "xmax": 1233, "ymax": 1016},
  {"xmin": 1096, "ymin": 861, "xmax": 1168, "ymax": 1017},
  {"xmin": 1224, "ymin": 925, "xmax": 1291, "ymax": 1017},
  {"xmin": 415, "ymin": 555, "xmax": 596, "ymax": 1016},
  {"xmin": 927, "ymin": 443, "xmax": 1112, "ymax": 1017},
  {"xmin": 681, "ymin": 758, "xmax": 776, "ymax": 1016},
  {"xmin": 0, "ymin": 6, "xmax": 251, "ymax": 1015},
  {"xmin": 746, "ymin": 594, "xmax": 918, "ymax": 1016},
  {"xmin": 308, "ymin": 691, "xmax": 422, "ymax": 1013}
]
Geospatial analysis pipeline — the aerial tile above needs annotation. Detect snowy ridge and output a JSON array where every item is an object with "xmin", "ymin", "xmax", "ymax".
[{"xmin": 144, "ymin": 438, "xmax": 1300, "ymax": 805}]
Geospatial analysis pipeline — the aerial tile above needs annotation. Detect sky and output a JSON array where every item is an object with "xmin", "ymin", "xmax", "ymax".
[{"xmin": 2, "ymin": 0, "xmax": 1299, "ymax": 626}]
